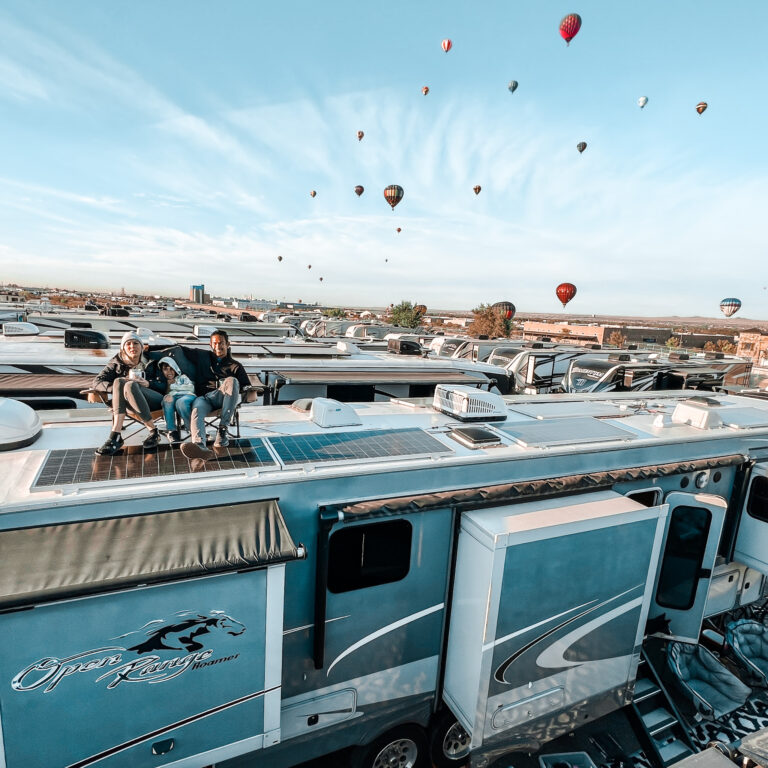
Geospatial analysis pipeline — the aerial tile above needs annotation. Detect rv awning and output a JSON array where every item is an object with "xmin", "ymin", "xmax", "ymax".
[
  {"xmin": 270, "ymin": 369, "xmax": 490, "ymax": 385},
  {"xmin": 0, "ymin": 499, "xmax": 299, "ymax": 609}
]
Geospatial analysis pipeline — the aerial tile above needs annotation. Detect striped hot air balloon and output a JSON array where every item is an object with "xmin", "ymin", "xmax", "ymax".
[
  {"xmin": 719, "ymin": 298, "xmax": 741, "ymax": 318},
  {"xmin": 383, "ymin": 185, "xmax": 404, "ymax": 210},
  {"xmin": 696, "ymin": 102, "xmax": 708, "ymax": 115},
  {"xmin": 508, "ymin": 80, "xmax": 519, "ymax": 94},
  {"xmin": 577, "ymin": 141, "xmax": 587, "ymax": 154},
  {"xmin": 422, "ymin": 85, "xmax": 429, "ymax": 95},
  {"xmin": 357, "ymin": 130, "xmax": 364, "ymax": 141},
  {"xmin": 441, "ymin": 38, "xmax": 452, "ymax": 52},
  {"xmin": 492, "ymin": 301, "xmax": 516, "ymax": 320},
  {"xmin": 354, "ymin": 185, "xmax": 364, "ymax": 197},
  {"xmin": 559, "ymin": 13, "xmax": 582, "ymax": 45},
  {"xmin": 473, "ymin": 185, "xmax": 482, "ymax": 195}
]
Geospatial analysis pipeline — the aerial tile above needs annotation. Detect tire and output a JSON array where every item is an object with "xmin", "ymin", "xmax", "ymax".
[
  {"xmin": 429, "ymin": 709, "xmax": 471, "ymax": 768},
  {"xmin": 350, "ymin": 724, "xmax": 429, "ymax": 768}
]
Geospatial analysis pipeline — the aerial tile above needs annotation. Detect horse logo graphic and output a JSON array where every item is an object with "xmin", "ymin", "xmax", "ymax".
[{"xmin": 113, "ymin": 610, "xmax": 246, "ymax": 655}]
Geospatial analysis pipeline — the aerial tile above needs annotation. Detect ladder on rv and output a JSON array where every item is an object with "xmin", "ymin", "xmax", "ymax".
[{"xmin": 627, "ymin": 651, "xmax": 695, "ymax": 767}]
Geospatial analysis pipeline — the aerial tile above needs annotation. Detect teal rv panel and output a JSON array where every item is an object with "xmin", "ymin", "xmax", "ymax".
[
  {"xmin": 734, "ymin": 464, "xmax": 768, "ymax": 574},
  {"xmin": 443, "ymin": 491, "xmax": 666, "ymax": 752},
  {"xmin": 1, "ymin": 569, "xmax": 285, "ymax": 768}
]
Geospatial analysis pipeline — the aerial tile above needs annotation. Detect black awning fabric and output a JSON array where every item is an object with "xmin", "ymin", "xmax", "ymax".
[
  {"xmin": 272, "ymin": 369, "xmax": 489, "ymax": 385},
  {"xmin": 0, "ymin": 499, "xmax": 298, "ymax": 609},
  {"xmin": 339, "ymin": 454, "xmax": 747, "ymax": 519}
]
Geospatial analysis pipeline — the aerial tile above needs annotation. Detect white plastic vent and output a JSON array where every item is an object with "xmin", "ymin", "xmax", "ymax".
[
  {"xmin": 433, "ymin": 384, "xmax": 507, "ymax": 422},
  {"xmin": 310, "ymin": 397, "xmax": 363, "ymax": 428},
  {"xmin": 2, "ymin": 322, "xmax": 40, "ymax": 337}
]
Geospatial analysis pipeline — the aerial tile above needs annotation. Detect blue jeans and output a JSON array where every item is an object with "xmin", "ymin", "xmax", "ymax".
[{"xmin": 162, "ymin": 394, "xmax": 195, "ymax": 432}]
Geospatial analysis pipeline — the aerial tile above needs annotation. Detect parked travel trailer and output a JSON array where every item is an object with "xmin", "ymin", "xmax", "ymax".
[{"xmin": 2, "ymin": 387, "xmax": 768, "ymax": 768}]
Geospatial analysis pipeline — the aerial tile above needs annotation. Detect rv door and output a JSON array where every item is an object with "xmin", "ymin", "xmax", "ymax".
[
  {"xmin": 734, "ymin": 463, "xmax": 768, "ymax": 574},
  {"xmin": 648, "ymin": 492, "xmax": 727, "ymax": 642}
]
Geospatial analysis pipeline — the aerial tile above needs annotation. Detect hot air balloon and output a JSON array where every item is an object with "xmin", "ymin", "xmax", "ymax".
[
  {"xmin": 556, "ymin": 282, "xmax": 577, "ymax": 308},
  {"xmin": 696, "ymin": 102, "xmax": 708, "ymax": 115},
  {"xmin": 357, "ymin": 130, "xmax": 364, "ymax": 141},
  {"xmin": 354, "ymin": 185, "xmax": 364, "ymax": 197},
  {"xmin": 559, "ymin": 13, "xmax": 582, "ymax": 45},
  {"xmin": 473, "ymin": 185, "xmax": 481, "ymax": 195},
  {"xmin": 310, "ymin": 190, "xmax": 317, "ymax": 198},
  {"xmin": 508, "ymin": 80, "xmax": 518, "ymax": 94},
  {"xmin": 577, "ymin": 141, "xmax": 587, "ymax": 154},
  {"xmin": 638, "ymin": 96, "xmax": 648, "ymax": 109},
  {"xmin": 319, "ymin": 277, "xmax": 323, "ymax": 282},
  {"xmin": 396, "ymin": 227, "xmax": 401, "ymax": 233},
  {"xmin": 414, "ymin": 304, "xmax": 427, "ymax": 315},
  {"xmin": 385, "ymin": 258, "xmax": 389, "ymax": 262},
  {"xmin": 422, "ymin": 86, "xmax": 429, "ymax": 95},
  {"xmin": 720, "ymin": 298, "xmax": 741, "ymax": 317},
  {"xmin": 307, "ymin": 264, "xmax": 312, "ymax": 270},
  {"xmin": 441, "ymin": 39, "xmax": 452, "ymax": 52},
  {"xmin": 277, "ymin": 255, "xmax": 283, "ymax": 262},
  {"xmin": 492, "ymin": 301, "xmax": 516, "ymax": 320},
  {"xmin": 384, "ymin": 184, "xmax": 404, "ymax": 210}
]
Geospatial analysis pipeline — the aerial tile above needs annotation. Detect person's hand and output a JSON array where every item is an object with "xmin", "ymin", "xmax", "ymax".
[{"xmin": 138, "ymin": 378, "xmax": 150, "ymax": 387}]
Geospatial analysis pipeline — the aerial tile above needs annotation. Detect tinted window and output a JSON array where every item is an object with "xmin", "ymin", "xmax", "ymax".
[
  {"xmin": 656, "ymin": 505, "xmax": 711, "ymax": 610},
  {"xmin": 747, "ymin": 475, "xmax": 768, "ymax": 523},
  {"xmin": 328, "ymin": 520, "xmax": 412, "ymax": 593},
  {"xmin": 627, "ymin": 489, "xmax": 661, "ymax": 507}
]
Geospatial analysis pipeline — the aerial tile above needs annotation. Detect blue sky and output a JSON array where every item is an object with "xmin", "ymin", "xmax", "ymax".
[{"xmin": 0, "ymin": 1, "xmax": 766, "ymax": 316}]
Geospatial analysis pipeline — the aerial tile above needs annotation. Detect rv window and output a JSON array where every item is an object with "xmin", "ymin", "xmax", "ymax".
[
  {"xmin": 747, "ymin": 475, "xmax": 768, "ymax": 523},
  {"xmin": 328, "ymin": 520, "xmax": 412, "ymax": 593},
  {"xmin": 655, "ymin": 505, "xmax": 711, "ymax": 611},
  {"xmin": 626, "ymin": 488, "xmax": 662, "ymax": 507}
]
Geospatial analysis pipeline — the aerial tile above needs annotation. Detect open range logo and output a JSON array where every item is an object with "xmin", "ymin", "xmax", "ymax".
[{"xmin": 12, "ymin": 610, "xmax": 246, "ymax": 693}]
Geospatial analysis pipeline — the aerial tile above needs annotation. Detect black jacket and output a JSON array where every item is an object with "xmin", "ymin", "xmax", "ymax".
[
  {"xmin": 91, "ymin": 352, "xmax": 163, "ymax": 393},
  {"xmin": 144, "ymin": 345, "xmax": 250, "ymax": 397}
]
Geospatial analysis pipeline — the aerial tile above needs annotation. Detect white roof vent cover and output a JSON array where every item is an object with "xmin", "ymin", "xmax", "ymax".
[
  {"xmin": 2, "ymin": 322, "xmax": 40, "ymax": 337},
  {"xmin": 433, "ymin": 384, "xmax": 507, "ymax": 422},
  {"xmin": 310, "ymin": 397, "xmax": 363, "ymax": 428},
  {"xmin": 671, "ymin": 397, "xmax": 724, "ymax": 429},
  {"xmin": 0, "ymin": 398, "xmax": 42, "ymax": 451}
]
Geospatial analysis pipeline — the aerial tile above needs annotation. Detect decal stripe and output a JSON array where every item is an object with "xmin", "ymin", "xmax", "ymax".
[
  {"xmin": 327, "ymin": 603, "xmax": 443, "ymax": 676},
  {"xmin": 65, "ymin": 686, "xmax": 276, "ymax": 768}
]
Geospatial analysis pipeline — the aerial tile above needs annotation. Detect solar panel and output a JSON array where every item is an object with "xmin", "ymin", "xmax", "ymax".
[
  {"xmin": 33, "ymin": 439, "xmax": 276, "ymax": 489},
  {"xmin": 267, "ymin": 428, "xmax": 451, "ymax": 466},
  {"xmin": 500, "ymin": 417, "xmax": 637, "ymax": 448}
]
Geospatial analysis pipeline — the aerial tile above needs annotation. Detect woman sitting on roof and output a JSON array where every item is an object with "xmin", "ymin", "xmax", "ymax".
[{"xmin": 92, "ymin": 331, "xmax": 165, "ymax": 456}]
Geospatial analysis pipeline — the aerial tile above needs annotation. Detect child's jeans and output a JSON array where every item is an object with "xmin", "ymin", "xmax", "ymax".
[{"xmin": 162, "ymin": 394, "xmax": 195, "ymax": 432}]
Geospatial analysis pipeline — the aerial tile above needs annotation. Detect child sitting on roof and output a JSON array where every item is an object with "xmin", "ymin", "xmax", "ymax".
[{"xmin": 157, "ymin": 357, "xmax": 196, "ymax": 444}]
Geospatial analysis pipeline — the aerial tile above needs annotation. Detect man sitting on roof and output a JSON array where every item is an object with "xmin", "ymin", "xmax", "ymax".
[{"xmin": 180, "ymin": 329, "xmax": 251, "ymax": 460}]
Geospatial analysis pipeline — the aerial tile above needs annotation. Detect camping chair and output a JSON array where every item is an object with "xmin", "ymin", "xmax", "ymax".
[
  {"xmin": 81, "ymin": 388, "xmax": 166, "ymax": 441},
  {"xmin": 201, "ymin": 384, "xmax": 263, "ymax": 441},
  {"xmin": 667, "ymin": 641, "xmax": 751, "ymax": 720},
  {"xmin": 726, "ymin": 620, "xmax": 768, "ymax": 687}
]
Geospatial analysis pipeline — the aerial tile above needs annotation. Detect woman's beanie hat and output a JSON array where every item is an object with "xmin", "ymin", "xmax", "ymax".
[{"xmin": 120, "ymin": 331, "xmax": 143, "ymax": 351}]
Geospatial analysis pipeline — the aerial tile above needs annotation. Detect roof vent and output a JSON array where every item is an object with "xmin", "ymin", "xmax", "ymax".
[
  {"xmin": 608, "ymin": 353, "xmax": 631, "ymax": 362},
  {"xmin": 449, "ymin": 426, "xmax": 502, "ymax": 448},
  {"xmin": 525, "ymin": 342, "xmax": 545, "ymax": 349},
  {"xmin": 193, "ymin": 325, "xmax": 219, "ymax": 338},
  {"xmin": 64, "ymin": 329, "xmax": 109, "ymax": 349},
  {"xmin": 388, "ymin": 338, "xmax": 422, "ymax": 355},
  {"xmin": 433, "ymin": 384, "xmax": 507, "ymax": 422},
  {"xmin": 2, "ymin": 322, "xmax": 40, "ymax": 337},
  {"xmin": 588, "ymin": 344, "xmax": 602, "ymax": 349},
  {"xmin": 669, "ymin": 352, "xmax": 690, "ymax": 361},
  {"xmin": 705, "ymin": 352, "xmax": 725, "ymax": 360},
  {"xmin": 0, "ymin": 398, "xmax": 42, "ymax": 451},
  {"xmin": 290, "ymin": 398, "xmax": 314, "ymax": 413},
  {"xmin": 335, "ymin": 341, "xmax": 361, "ymax": 355},
  {"xmin": 671, "ymin": 397, "xmax": 724, "ymax": 429},
  {"xmin": 310, "ymin": 397, "xmax": 363, "ymax": 428}
]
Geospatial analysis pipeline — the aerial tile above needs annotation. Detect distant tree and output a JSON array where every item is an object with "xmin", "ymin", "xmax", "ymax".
[
  {"xmin": 666, "ymin": 336, "xmax": 681, "ymax": 348},
  {"xmin": 326, "ymin": 307, "xmax": 346, "ymax": 319},
  {"xmin": 389, "ymin": 301, "xmax": 425, "ymax": 328},
  {"xmin": 468, "ymin": 304, "xmax": 513, "ymax": 338},
  {"xmin": 703, "ymin": 341, "xmax": 717, "ymax": 351},
  {"xmin": 717, "ymin": 339, "xmax": 736, "ymax": 354},
  {"xmin": 607, "ymin": 330, "xmax": 627, "ymax": 347}
]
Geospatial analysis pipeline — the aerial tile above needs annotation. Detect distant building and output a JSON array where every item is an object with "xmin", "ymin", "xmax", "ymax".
[
  {"xmin": 737, "ymin": 329, "xmax": 768, "ymax": 366},
  {"xmin": 189, "ymin": 284, "xmax": 207, "ymax": 304}
]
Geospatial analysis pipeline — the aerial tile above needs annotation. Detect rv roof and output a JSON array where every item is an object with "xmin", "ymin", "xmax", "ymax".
[{"xmin": 1, "ymin": 390, "xmax": 767, "ymax": 514}]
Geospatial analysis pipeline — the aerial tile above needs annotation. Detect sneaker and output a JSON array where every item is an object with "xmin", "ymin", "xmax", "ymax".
[
  {"xmin": 95, "ymin": 433, "xmax": 124, "ymax": 456},
  {"xmin": 142, "ymin": 429, "xmax": 160, "ymax": 449},
  {"xmin": 214, "ymin": 426, "xmax": 230, "ymax": 448},
  {"xmin": 168, "ymin": 430, "xmax": 181, "ymax": 444},
  {"xmin": 181, "ymin": 441, "xmax": 214, "ymax": 461}
]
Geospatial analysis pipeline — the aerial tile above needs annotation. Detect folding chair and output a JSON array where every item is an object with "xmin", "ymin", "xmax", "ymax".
[
  {"xmin": 81, "ymin": 388, "xmax": 165, "ymax": 441},
  {"xmin": 202, "ymin": 384, "xmax": 262, "ymax": 440}
]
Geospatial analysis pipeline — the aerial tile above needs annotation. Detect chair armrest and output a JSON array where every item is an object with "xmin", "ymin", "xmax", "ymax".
[
  {"xmin": 241, "ymin": 384, "xmax": 264, "ymax": 404},
  {"xmin": 80, "ymin": 389, "xmax": 109, "ymax": 405}
]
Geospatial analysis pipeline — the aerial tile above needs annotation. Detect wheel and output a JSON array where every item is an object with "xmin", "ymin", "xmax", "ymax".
[
  {"xmin": 429, "ymin": 709, "xmax": 471, "ymax": 768},
  {"xmin": 350, "ymin": 724, "xmax": 429, "ymax": 768}
]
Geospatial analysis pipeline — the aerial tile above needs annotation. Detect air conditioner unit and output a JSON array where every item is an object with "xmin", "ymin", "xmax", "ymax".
[
  {"xmin": 2, "ymin": 322, "xmax": 40, "ymax": 337},
  {"xmin": 433, "ymin": 384, "xmax": 507, "ymax": 422}
]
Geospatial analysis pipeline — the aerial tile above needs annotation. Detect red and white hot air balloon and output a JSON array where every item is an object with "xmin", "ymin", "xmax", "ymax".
[
  {"xmin": 559, "ymin": 13, "xmax": 582, "ymax": 45},
  {"xmin": 441, "ymin": 38, "xmax": 452, "ymax": 53}
]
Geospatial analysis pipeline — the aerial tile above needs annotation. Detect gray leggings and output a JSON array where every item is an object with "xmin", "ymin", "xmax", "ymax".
[{"xmin": 112, "ymin": 378, "xmax": 164, "ymax": 422}]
